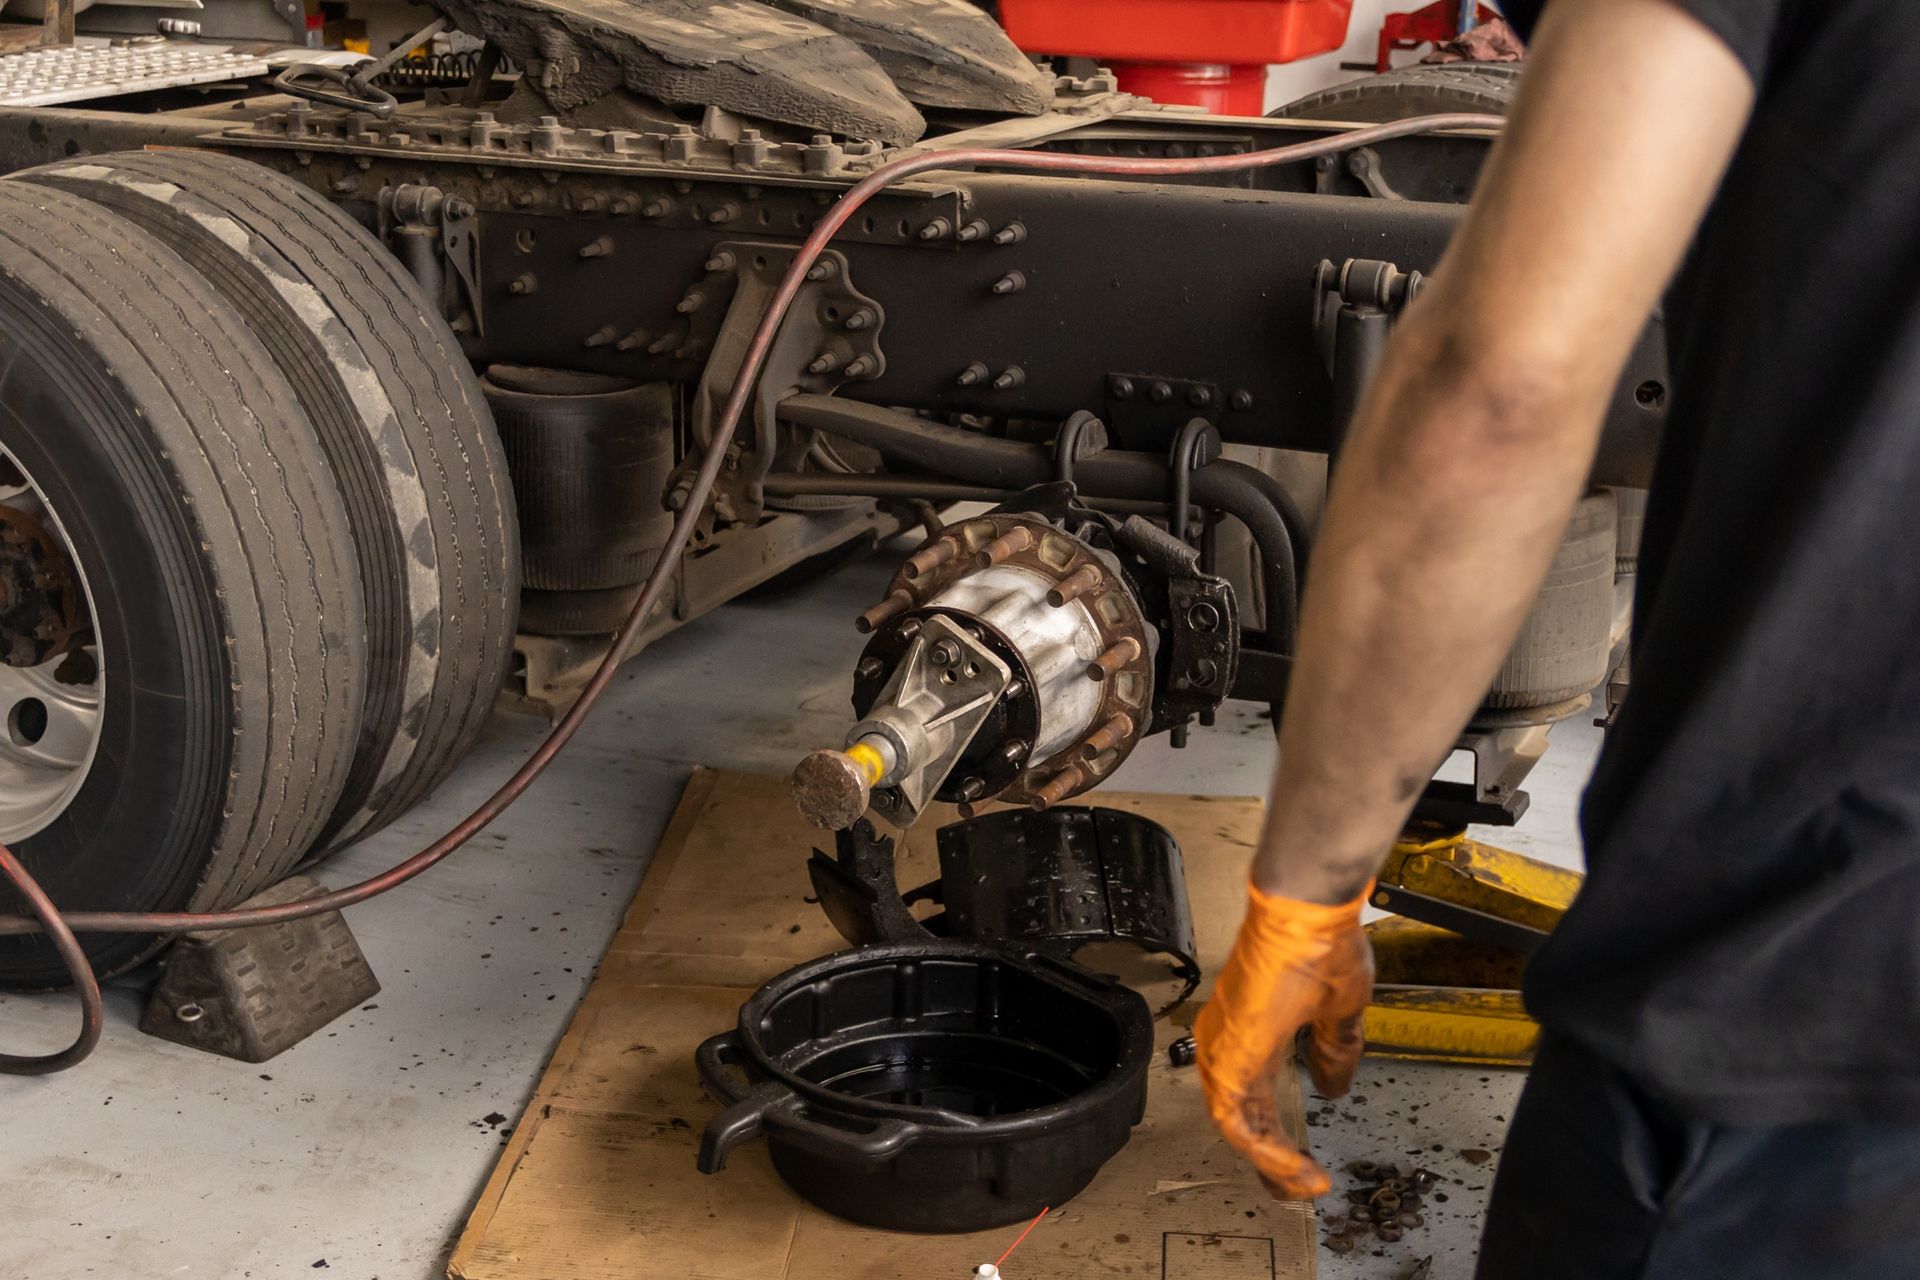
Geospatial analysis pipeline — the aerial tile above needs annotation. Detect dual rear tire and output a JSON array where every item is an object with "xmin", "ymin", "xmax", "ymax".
[{"xmin": 0, "ymin": 154, "xmax": 519, "ymax": 986}]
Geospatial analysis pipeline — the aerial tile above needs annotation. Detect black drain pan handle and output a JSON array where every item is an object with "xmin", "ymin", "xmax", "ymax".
[{"xmin": 696, "ymin": 1031, "xmax": 925, "ymax": 1173}]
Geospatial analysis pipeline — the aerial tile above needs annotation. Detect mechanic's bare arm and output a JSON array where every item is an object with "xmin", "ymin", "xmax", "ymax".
[{"xmin": 1254, "ymin": 0, "xmax": 1755, "ymax": 903}]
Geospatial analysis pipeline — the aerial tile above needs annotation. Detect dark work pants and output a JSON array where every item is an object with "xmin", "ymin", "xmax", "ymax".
[{"xmin": 1475, "ymin": 1035, "xmax": 1920, "ymax": 1279}]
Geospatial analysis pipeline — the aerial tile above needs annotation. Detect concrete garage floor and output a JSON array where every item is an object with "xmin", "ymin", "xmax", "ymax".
[{"xmin": 0, "ymin": 546, "xmax": 1600, "ymax": 1279}]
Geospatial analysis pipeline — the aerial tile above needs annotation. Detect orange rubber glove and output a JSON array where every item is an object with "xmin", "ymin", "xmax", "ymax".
[{"xmin": 1192, "ymin": 879, "xmax": 1374, "ymax": 1198}]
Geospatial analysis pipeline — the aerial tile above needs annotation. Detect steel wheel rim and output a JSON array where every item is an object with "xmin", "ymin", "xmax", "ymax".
[{"xmin": 0, "ymin": 446, "xmax": 104, "ymax": 843}]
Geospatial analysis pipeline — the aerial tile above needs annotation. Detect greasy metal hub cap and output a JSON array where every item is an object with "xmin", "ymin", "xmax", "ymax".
[{"xmin": 0, "ymin": 450, "xmax": 103, "ymax": 843}]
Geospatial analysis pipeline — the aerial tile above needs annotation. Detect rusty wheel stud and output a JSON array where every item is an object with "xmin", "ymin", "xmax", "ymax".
[
  {"xmin": 1029, "ymin": 764, "xmax": 1085, "ymax": 811},
  {"xmin": 855, "ymin": 588, "xmax": 914, "ymax": 634},
  {"xmin": 1080, "ymin": 714, "xmax": 1134, "ymax": 760},
  {"xmin": 1086, "ymin": 637, "xmax": 1141, "ymax": 682},
  {"xmin": 1046, "ymin": 563, "xmax": 1102, "ymax": 607},
  {"xmin": 973, "ymin": 525, "xmax": 1034, "ymax": 570},
  {"xmin": 903, "ymin": 536, "xmax": 959, "ymax": 579}
]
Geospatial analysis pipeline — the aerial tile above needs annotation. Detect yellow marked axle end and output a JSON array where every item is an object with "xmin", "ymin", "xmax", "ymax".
[{"xmin": 844, "ymin": 741, "xmax": 887, "ymax": 786}]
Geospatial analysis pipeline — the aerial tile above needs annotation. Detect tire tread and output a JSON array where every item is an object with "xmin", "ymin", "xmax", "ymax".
[
  {"xmin": 18, "ymin": 152, "xmax": 519, "ymax": 854},
  {"xmin": 0, "ymin": 183, "xmax": 366, "ymax": 971}
]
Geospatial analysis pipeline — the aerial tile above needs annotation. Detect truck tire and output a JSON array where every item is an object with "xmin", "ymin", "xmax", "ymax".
[
  {"xmin": 14, "ymin": 151, "xmax": 521, "ymax": 854},
  {"xmin": 0, "ymin": 184, "xmax": 367, "ymax": 986},
  {"xmin": 1273, "ymin": 62, "xmax": 1520, "ymax": 122}
]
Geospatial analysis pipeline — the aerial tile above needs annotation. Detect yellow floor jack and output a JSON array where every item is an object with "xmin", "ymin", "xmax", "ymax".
[{"xmin": 1362, "ymin": 718, "xmax": 1587, "ymax": 1068}]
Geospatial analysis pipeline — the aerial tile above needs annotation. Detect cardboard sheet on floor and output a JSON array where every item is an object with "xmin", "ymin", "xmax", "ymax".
[{"xmin": 449, "ymin": 768, "xmax": 1316, "ymax": 1280}]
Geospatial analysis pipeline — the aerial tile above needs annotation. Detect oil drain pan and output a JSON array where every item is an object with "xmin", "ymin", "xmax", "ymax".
[{"xmin": 696, "ymin": 939, "xmax": 1153, "ymax": 1232}]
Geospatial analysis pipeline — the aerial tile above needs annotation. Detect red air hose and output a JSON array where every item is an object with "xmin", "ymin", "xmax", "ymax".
[{"xmin": 0, "ymin": 112, "xmax": 1502, "ymax": 1073}]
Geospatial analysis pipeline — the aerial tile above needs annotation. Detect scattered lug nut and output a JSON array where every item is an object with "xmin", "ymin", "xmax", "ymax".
[
  {"xmin": 1166, "ymin": 1035, "xmax": 1196, "ymax": 1068},
  {"xmin": 1325, "ymin": 1159, "xmax": 1442, "ymax": 1255}
]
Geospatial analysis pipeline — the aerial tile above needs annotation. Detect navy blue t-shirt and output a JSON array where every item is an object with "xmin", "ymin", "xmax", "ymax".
[{"xmin": 1502, "ymin": 0, "xmax": 1920, "ymax": 1123}]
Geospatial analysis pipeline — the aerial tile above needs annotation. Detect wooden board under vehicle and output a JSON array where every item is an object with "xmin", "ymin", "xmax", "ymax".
[{"xmin": 449, "ymin": 767, "xmax": 1317, "ymax": 1280}]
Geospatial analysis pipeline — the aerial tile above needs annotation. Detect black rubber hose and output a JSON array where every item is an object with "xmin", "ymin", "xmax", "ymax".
[{"xmin": 777, "ymin": 396, "xmax": 1308, "ymax": 644}]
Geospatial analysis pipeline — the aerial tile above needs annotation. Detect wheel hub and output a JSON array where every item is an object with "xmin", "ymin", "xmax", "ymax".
[
  {"xmin": 0, "ymin": 450, "xmax": 103, "ymax": 843},
  {"xmin": 0, "ymin": 500, "xmax": 81, "ymax": 669}
]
